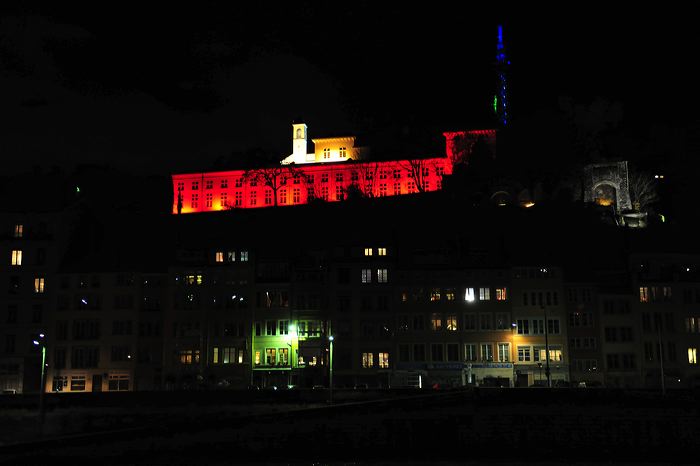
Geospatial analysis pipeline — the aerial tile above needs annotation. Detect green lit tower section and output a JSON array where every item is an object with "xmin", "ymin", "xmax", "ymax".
[{"xmin": 495, "ymin": 24, "xmax": 509, "ymax": 126}]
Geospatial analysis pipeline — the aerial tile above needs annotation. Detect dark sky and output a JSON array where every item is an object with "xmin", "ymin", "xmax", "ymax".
[{"xmin": 1, "ymin": 3, "xmax": 696, "ymax": 175}]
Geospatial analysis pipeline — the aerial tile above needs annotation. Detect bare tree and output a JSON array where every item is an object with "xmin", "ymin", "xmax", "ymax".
[
  {"xmin": 244, "ymin": 164, "xmax": 299, "ymax": 207},
  {"xmin": 628, "ymin": 171, "xmax": 659, "ymax": 213},
  {"xmin": 355, "ymin": 161, "xmax": 380, "ymax": 198},
  {"xmin": 399, "ymin": 159, "xmax": 439, "ymax": 193}
]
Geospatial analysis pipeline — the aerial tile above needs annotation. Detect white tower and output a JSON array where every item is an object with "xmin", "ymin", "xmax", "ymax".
[{"xmin": 292, "ymin": 122, "xmax": 309, "ymax": 164}]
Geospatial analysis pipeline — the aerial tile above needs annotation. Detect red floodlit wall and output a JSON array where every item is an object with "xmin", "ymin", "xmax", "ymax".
[
  {"xmin": 443, "ymin": 129, "xmax": 497, "ymax": 166},
  {"xmin": 172, "ymin": 157, "xmax": 453, "ymax": 214}
]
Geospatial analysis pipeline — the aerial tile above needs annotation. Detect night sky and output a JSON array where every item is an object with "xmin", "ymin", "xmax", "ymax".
[{"xmin": 1, "ymin": 3, "xmax": 696, "ymax": 175}]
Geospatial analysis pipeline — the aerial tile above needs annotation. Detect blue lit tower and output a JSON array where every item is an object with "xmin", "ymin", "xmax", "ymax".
[{"xmin": 495, "ymin": 25, "xmax": 509, "ymax": 126}]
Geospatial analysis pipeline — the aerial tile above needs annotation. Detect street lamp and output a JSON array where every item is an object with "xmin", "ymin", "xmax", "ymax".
[
  {"xmin": 32, "ymin": 333, "xmax": 46, "ymax": 430},
  {"xmin": 328, "ymin": 335, "xmax": 334, "ymax": 404},
  {"xmin": 541, "ymin": 305, "xmax": 551, "ymax": 388}
]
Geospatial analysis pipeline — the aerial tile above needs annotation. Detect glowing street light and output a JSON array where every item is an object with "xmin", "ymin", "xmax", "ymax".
[
  {"xmin": 32, "ymin": 333, "xmax": 47, "ymax": 430},
  {"xmin": 328, "ymin": 335, "xmax": 334, "ymax": 404}
]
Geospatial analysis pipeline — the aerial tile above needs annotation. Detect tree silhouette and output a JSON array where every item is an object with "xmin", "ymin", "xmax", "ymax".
[{"xmin": 628, "ymin": 171, "xmax": 659, "ymax": 213}]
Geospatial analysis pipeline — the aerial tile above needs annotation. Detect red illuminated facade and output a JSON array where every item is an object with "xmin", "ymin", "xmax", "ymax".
[{"xmin": 171, "ymin": 127, "xmax": 495, "ymax": 214}]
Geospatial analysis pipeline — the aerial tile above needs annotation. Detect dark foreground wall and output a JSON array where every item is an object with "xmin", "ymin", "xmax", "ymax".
[{"xmin": 1, "ymin": 388, "xmax": 699, "ymax": 464}]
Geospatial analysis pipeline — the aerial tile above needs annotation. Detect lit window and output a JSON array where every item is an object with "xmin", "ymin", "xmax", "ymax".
[
  {"xmin": 11, "ymin": 250, "xmax": 22, "ymax": 266},
  {"xmin": 179, "ymin": 349, "xmax": 200, "ymax": 364},
  {"xmin": 364, "ymin": 248, "xmax": 373, "ymax": 256},
  {"xmin": 446, "ymin": 315, "xmax": 458, "ymax": 331},
  {"xmin": 377, "ymin": 269, "xmax": 388, "ymax": 283},
  {"xmin": 361, "ymin": 269, "xmax": 372, "ymax": 284},
  {"xmin": 518, "ymin": 346, "xmax": 531, "ymax": 361},
  {"xmin": 464, "ymin": 287, "xmax": 475, "ymax": 302},
  {"xmin": 445, "ymin": 289, "xmax": 455, "ymax": 301},
  {"xmin": 278, "ymin": 348, "xmax": 289, "ymax": 365},
  {"xmin": 496, "ymin": 288, "xmax": 508, "ymax": 301},
  {"xmin": 213, "ymin": 347, "xmax": 219, "ymax": 364},
  {"xmin": 378, "ymin": 352, "xmax": 389, "ymax": 368},
  {"xmin": 362, "ymin": 352, "xmax": 374, "ymax": 368},
  {"xmin": 536, "ymin": 347, "xmax": 563, "ymax": 362},
  {"xmin": 215, "ymin": 251, "xmax": 224, "ymax": 263},
  {"xmin": 34, "ymin": 277, "xmax": 45, "ymax": 293},
  {"xmin": 222, "ymin": 347, "xmax": 235, "ymax": 364},
  {"xmin": 185, "ymin": 274, "xmax": 203, "ymax": 285},
  {"xmin": 689, "ymin": 348, "xmax": 698, "ymax": 364},
  {"xmin": 265, "ymin": 348, "xmax": 276, "ymax": 365},
  {"xmin": 14, "ymin": 224, "xmax": 23, "ymax": 238},
  {"xmin": 240, "ymin": 251, "xmax": 249, "ymax": 262},
  {"xmin": 639, "ymin": 287, "xmax": 649, "ymax": 303},
  {"xmin": 255, "ymin": 351, "xmax": 261, "ymax": 365},
  {"xmin": 431, "ymin": 314, "xmax": 442, "ymax": 331},
  {"xmin": 378, "ymin": 248, "xmax": 387, "ymax": 256},
  {"xmin": 479, "ymin": 287, "xmax": 490, "ymax": 300},
  {"xmin": 430, "ymin": 288, "xmax": 441, "ymax": 302},
  {"xmin": 227, "ymin": 251, "xmax": 236, "ymax": 262}
]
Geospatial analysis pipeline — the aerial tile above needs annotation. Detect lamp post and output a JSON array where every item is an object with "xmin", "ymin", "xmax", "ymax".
[
  {"xmin": 328, "ymin": 335, "xmax": 334, "ymax": 404},
  {"xmin": 32, "ymin": 333, "xmax": 46, "ymax": 430},
  {"xmin": 658, "ymin": 325, "xmax": 665, "ymax": 396},
  {"xmin": 542, "ymin": 305, "xmax": 551, "ymax": 388}
]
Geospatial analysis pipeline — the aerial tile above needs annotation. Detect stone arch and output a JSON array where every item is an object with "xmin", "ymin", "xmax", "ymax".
[
  {"xmin": 490, "ymin": 190, "xmax": 511, "ymax": 206},
  {"xmin": 592, "ymin": 181, "xmax": 619, "ymax": 208}
]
